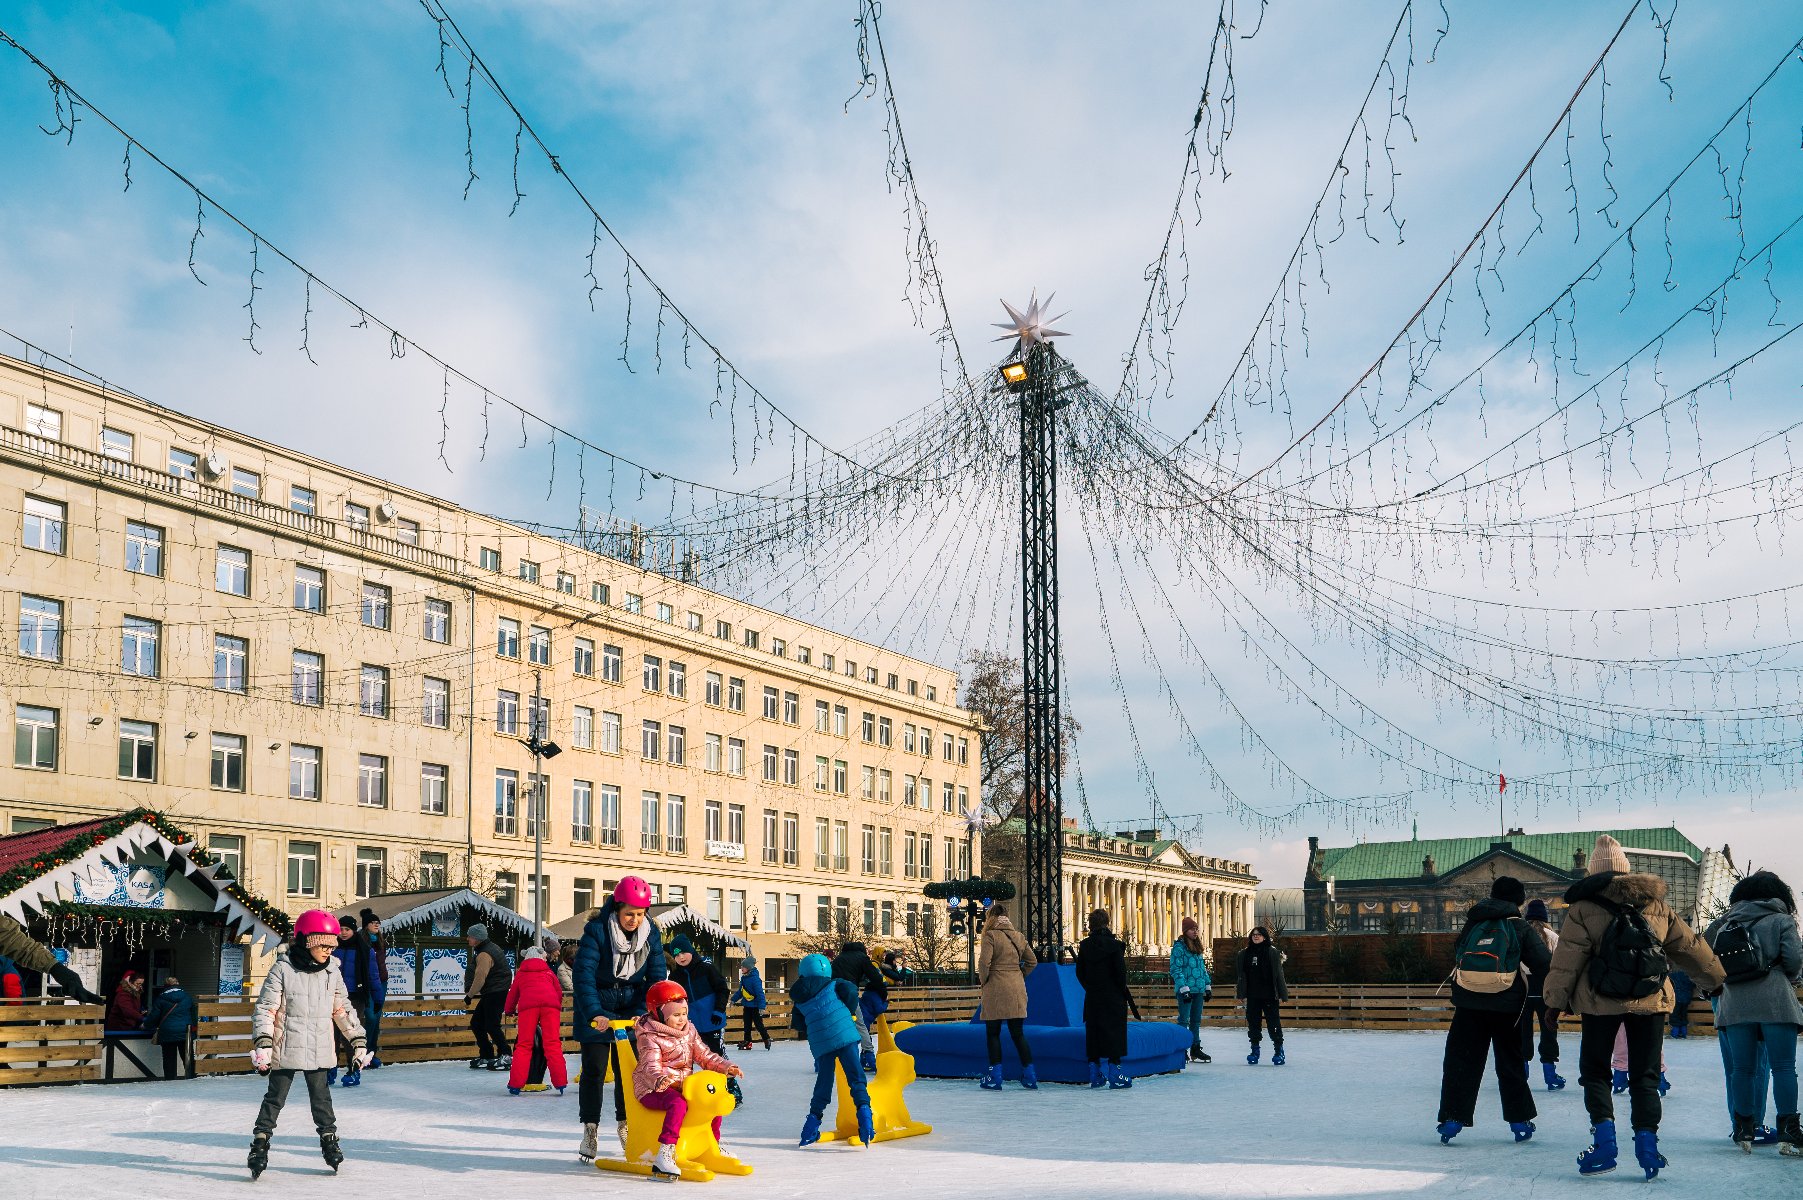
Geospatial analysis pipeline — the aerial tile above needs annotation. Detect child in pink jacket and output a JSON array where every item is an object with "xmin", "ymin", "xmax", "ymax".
[
  {"xmin": 634, "ymin": 979, "xmax": 743, "ymax": 1178},
  {"xmin": 504, "ymin": 948, "xmax": 568, "ymax": 1094}
]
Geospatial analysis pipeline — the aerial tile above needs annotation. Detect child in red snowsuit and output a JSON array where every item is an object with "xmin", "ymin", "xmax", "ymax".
[
  {"xmin": 505, "ymin": 948, "xmax": 568, "ymax": 1093},
  {"xmin": 633, "ymin": 979, "xmax": 743, "ymax": 1178}
]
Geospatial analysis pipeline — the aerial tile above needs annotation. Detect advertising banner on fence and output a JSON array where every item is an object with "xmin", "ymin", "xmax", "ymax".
[
  {"xmin": 422, "ymin": 947, "xmax": 466, "ymax": 994},
  {"xmin": 385, "ymin": 947, "xmax": 417, "ymax": 994}
]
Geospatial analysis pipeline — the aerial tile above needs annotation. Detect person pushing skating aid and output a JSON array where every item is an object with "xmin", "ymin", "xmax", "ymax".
[{"xmin": 791, "ymin": 953, "xmax": 874, "ymax": 1147}]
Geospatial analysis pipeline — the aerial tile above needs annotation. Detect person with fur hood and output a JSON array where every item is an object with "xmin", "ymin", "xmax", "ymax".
[
  {"xmin": 1542, "ymin": 834, "xmax": 1725, "ymax": 1179},
  {"xmin": 1703, "ymin": 870, "xmax": 1803, "ymax": 1155},
  {"xmin": 633, "ymin": 979, "xmax": 743, "ymax": 1179},
  {"xmin": 247, "ymin": 910, "xmax": 369, "ymax": 1179},
  {"xmin": 505, "ymin": 947, "xmax": 568, "ymax": 1095}
]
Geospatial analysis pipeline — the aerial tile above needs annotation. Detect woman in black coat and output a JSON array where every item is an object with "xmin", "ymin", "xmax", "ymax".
[
  {"xmin": 1075, "ymin": 909, "xmax": 1134, "ymax": 1090},
  {"xmin": 1235, "ymin": 926, "xmax": 1289, "ymax": 1065}
]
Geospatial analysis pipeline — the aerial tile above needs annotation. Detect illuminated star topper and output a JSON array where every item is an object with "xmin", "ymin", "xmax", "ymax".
[{"xmin": 992, "ymin": 292, "xmax": 1069, "ymax": 349}]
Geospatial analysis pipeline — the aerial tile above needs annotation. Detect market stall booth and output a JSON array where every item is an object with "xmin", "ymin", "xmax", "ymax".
[{"xmin": 335, "ymin": 888, "xmax": 538, "ymax": 997}]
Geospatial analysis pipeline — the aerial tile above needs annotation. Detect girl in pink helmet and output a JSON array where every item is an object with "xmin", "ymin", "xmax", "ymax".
[
  {"xmin": 572, "ymin": 876, "xmax": 667, "ymax": 1161},
  {"xmin": 247, "ymin": 910, "xmax": 369, "ymax": 1179}
]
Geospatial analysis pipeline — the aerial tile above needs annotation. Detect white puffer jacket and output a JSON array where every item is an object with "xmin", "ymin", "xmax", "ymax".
[{"xmin": 253, "ymin": 944, "xmax": 366, "ymax": 1071}]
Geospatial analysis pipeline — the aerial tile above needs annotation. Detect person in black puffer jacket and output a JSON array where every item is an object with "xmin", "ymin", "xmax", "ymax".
[
  {"xmin": 1436, "ymin": 876, "xmax": 1552, "ymax": 1143},
  {"xmin": 572, "ymin": 878, "xmax": 666, "ymax": 1161},
  {"xmin": 1236, "ymin": 926, "xmax": 1290, "ymax": 1064},
  {"xmin": 1075, "ymin": 910, "xmax": 1134, "ymax": 1089},
  {"xmin": 832, "ymin": 941, "xmax": 886, "ymax": 1068}
]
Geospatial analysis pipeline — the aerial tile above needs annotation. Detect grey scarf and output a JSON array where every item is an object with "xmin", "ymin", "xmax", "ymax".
[{"xmin": 609, "ymin": 916, "xmax": 652, "ymax": 981}]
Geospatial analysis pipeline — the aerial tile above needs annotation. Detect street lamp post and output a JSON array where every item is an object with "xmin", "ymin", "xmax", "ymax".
[{"xmin": 522, "ymin": 668, "xmax": 562, "ymax": 945}]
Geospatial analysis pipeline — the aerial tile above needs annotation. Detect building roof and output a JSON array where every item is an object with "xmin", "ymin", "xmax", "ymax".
[
  {"xmin": 1314, "ymin": 827, "xmax": 1703, "ymax": 884},
  {"xmin": 335, "ymin": 888, "xmax": 537, "ymax": 941},
  {"xmin": 0, "ymin": 815, "xmax": 118, "ymax": 879}
]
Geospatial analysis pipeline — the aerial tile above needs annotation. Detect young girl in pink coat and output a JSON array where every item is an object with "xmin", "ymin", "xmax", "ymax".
[
  {"xmin": 504, "ymin": 948, "xmax": 568, "ymax": 1093},
  {"xmin": 634, "ymin": 979, "xmax": 743, "ymax": 1178}
]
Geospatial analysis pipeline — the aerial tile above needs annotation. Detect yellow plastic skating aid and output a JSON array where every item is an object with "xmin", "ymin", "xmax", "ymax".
[
  {"xmin": 593, "ymin": 1021, "xmax": 752, "ymax": 1182},
  {"xmin": 817, "ymin": 1017, "xmax": 933, "ymax": 1146}
]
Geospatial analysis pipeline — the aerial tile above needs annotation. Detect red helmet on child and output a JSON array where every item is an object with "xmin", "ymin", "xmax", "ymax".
[
  {"xmin": 293, "ymin": 909, "xmax": 339, "ymax": 939},
  {"xmin": 645, "ymin": 979, "xmax": 688, "ymax": 1018},
  {"xmin": 612, "ymin": 876, "xmax": 654, "ymax": 910}
]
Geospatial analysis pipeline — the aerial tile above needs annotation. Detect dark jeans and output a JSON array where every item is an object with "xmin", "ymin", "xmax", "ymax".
[
  {"xmin": 1439, "ymin": 1006, "xmax": 1536, "ymax": 1125},
  {"xmin": 1580, "ymin": 1012, "xmax": 1664, "ymax": 1131},
  {"xmin": 525, "ymin": 1024, "xmax": 549, "ymax": 1086},
  {"xmin": 361, "ymin": 1000, "xmax": 383, "ymax": 1056},
  {"xmin": 471, "ymin": 995, "xmax": 506, "ymax": 1059},
  {"xmin": 1246, "ymin": 998, "xmax": 1283, "ymax": 1046},
  {"xmin": 579, "ymin": 1036, "xmax": 631, "ymax": 1126},
  {"xmin": 740, "ymin": 1010, "xmax": 770, "ymax": 1046},
  {"xmin": 985, "ymin": 1018, "xmax": 1033, "ymax": 1067},
  {"xmin": 160, "ymin": 1040, "xmax": 190, "ymax": 1080},
  {"xmin": 809, "ymin": 1044, "xmax": 869, "ymax": 1119},
  {"xmin": 255, "ymin": 1068, "xmax": 336, "ymax": 1136},
  {"xmin": 700, "ymin": 1027, "xmax": 727, "ymax": 1056},
  {"xmin": 1518, "ymin": 997, "xmax": 1560, "ymax": 1064}
]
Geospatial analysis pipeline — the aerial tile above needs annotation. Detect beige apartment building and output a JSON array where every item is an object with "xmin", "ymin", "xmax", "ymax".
[{"xmin": 0, "ymin": 353, "xmax": 982, "ymax": 963}]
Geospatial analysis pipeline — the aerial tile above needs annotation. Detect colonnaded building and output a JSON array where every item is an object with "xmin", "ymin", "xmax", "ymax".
[{"xmin": 0, "ymin": 353, "xmax": 984, "ymax": 966}]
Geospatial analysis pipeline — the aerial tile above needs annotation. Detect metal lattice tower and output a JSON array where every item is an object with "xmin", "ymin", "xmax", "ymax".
[{"xmin": 1017, "ymin": 342, "xmax": 1066, "ymax": 959}]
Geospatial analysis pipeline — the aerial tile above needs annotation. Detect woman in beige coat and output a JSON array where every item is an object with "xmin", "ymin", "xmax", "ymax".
[
  {"xmin": 1542, "ymin": 834, "xmax": 1725, "ymax": 1178},
  {"xmin": 977, "ymin": 905, "xmax": 1039, "ymax": 1089}
]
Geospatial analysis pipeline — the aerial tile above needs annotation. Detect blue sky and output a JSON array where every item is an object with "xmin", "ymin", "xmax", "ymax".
[{"xmin": 2, "ymin": 1, "xmax": 1800, "ymax": 894}]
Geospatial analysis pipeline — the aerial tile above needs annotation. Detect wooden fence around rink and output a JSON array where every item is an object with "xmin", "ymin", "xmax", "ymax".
[{"xmin": 2, "ymin": 983, "xmax": 1763, "ymax": 1086}]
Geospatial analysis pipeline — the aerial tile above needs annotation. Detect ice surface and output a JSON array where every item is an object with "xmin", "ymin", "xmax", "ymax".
[{"xmin": 1, "ymin": 1029, "xmax": 1795, "ymax": 1199}]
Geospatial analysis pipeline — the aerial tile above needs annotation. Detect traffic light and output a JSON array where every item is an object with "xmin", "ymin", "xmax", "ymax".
[{"xmin": 947, "ymin": 897, "xmax": 966, "ymax": 936}]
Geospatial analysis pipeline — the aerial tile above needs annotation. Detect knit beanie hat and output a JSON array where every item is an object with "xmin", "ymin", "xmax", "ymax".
[
  {"xmin": 1490, "ymin": 876, "xmax": 1527, "ymax": 905},
  {"xmin": 667, "ymin": 934, "xmax": 695, "ymax": 957},
  {"xmin": 522, "ymin": 947, "xmax": 545, "ymax": 962},
  {"xmin": 359, "ymin": 908, "xmax": 378, "ymax": 927},
  {"xmin": 1587, "ymin": 834, "xmax": 1631, "ymax": 876},
  {"xmin": 338, "ymin": 915, "xmax": 356, "ymax": 931},
  {"xmin": 1524, "ymin": 899, "xmax": 1551, "ymax": 922},
  {"xmin": 1181, "ymin": 916, "xmax": 1199, "ymax": 935},
  {"xmin": 467, "ymin": 923, "xmax": 489, "ymax": 941}
]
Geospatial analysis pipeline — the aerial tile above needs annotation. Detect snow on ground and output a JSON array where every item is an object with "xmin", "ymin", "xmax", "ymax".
[{"xmin": 2, "ymin": 1029, "xmax": 1796, "ymax": 1199}]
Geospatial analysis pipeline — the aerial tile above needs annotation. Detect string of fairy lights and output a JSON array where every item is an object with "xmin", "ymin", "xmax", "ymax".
[{"xmin": 2, "ymin": 1, "xmax": 1802, "ymax": 851}]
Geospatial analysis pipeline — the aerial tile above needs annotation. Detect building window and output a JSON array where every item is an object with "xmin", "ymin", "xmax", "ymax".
[
  {"xmin": 496, "ymin": 690, "xmax": 520, "ymax": 736},
  {"xmin": 728, "ymin": 889, "xmax": 746, "ymax": 929},
  {"xmin": 782, "ymin": 813, "xmax": 799, "ymax": 867},
  {"xmin": 574, "ymin": 637, "xmax": 595, "ymax": 678},
  {"xmin": 292, "ymin": 651, "xmax": 323, "ymax": 706},
  {"xmin": 289, "ymin": 485, "xmax": 316, "ymax": 516},
  {"xmin": 942, "ymin": 781, "xmax": 955, "ymax": 813},
  {"xmin": 667, "ymin": 725, "xmax": 686, "ymax": 766},
  {"xmin": 887, "ymin": 673, "xmax": 900, "ymax": 690},
  {"xmin": 706, "ymin": 887, "xmax": 724, "ymax": 923},
  {"xmin": 708, "ymin": 733, "xmax": 726, "ymax": 773},
  {"xmin": 643, "ymin": 655, "xmax": 663, "ymax": 692},
  {"xmin": 361, "ymin": 582, "xmax": 391, "ymax": 630},
  {"xmin": 705, "ymin": 800, "xmax": 723, "ymax": 844},
  {"xmin": 943, "ymin": 732, "xmax": 955, "ymax": 761},
  {"xmin": 572, "ymin": 779, "xmax": 594, "ymax": 843},
  {"xmin": 208, "ymin": 834, "xmax": 245, "ymax": 881},
  {"xmin": 879, "ymin": 827, "xmax": 893, "ymax": 875},
  {"xmin": 815, "ymin": 700, "xmax": 831, "ymax": 733},
  {"xmin": 574, "ymin": 878, "xmax": 596, "ymax": 914},
  {"xmin": 958, "ymin": 785, "xmax": 970, "ymax": 815},
  {"xmin": 666, "ymin": 795, "xmax": 687, "ymax": 854},
  {"xmin": 213, "ymin": 634, "xmax": 249, "ymax": 693},
  {"xmin": 783, "ymin": 692, "xmax": 799, "ymax": 725},
  {"xmin": 125, "ymin": 521, "xmax": 164, "ymax": 576},
  {"xmin": 861, "ymin": 766, "xmax": 876, "ymax": 800},
  {"xmin": 345, "ymin": 502, "xmax": 371, "ymax": 531},
  {"xmin": 573, "ymin": 705, "xmax": 594, "ymax": 750},
  {"xmin": 600, "ymin": 711, "xmax": 622, "ymax": 754},
  {"xmin": 782, "ymin": 748, "xmax": 799, "ymax": 787},
  {"xmin": 743, "ymin": 629, "xmax": 760, "ymax": 650},
  {"xmin": 641, "ymin": 720, "xmax": 661, "ymax": 760},
  {"xmin": 815, "ymin": 818, "xmax": 830, "ymax": 870},
  {"xmin": 599, "ymin": 784, "xmax": 621, "ymax": 847},
  {"xmin": 355, "ymin": 847, "xmax": 386, "ymax": 898},
  {"xmin": 705, "ymin": 671, "xmax": 723, "ymax": 706},
  {"xmin": 668, "ymin": 661, "xmax": 687, "ymax": 699},
  {"xmin": 640, "ymin": 791, "xmax": 661, "ymax": 851},
  {"xmin": 878, "ymin": 769, "xmax": 892, "ymax": 803},
  {"xmin": 479, "ymin": 546, "xmax": 501, "ymax": 572},
  {"xmin": 834, "ymin": 760, "xmax": 849, "ymax": 796},
  {"xmin": 421, "ymin": 762, "xmax": 448, "ymax": 814},
  {"xmin": 359, "ymin": 665, "xmax": 390, "ymax": 718},
  {"xmin": 904, "ymin": 776, "xmax": 916, "ymax": 808},
  {"xmin": 816, "ymin": 896, "xmax": 832, "ymax": 933},
  {"xmin": 287, "ymin": 841, "xmax": 320, "ymax": 897},
  {"xmin": 215, "ymin": 545, "xmax": 249, "ymax": 595},
  {"xmin": 211, "ymin": 733, "xmax": 246, "ymax": 791},
  {"xmin": 904, "ymin": 831, "xmax": 917, "ymax": 878},
  {"xmin": 601, "ymin": 643, "xmax": 623, "ymax": 683},
  {"xmin": 822, "ymin": 653, "xmax": 836, "ymax": 672},
  {"xmin": 727, "ymin": 677, "xmax": 745, "ymax": 712},
  {"xmin": 294, "ymin": 565, "xmax": 325, "ymax": 613},
  {"xmin": 784, "ymin": 894, "xmax": 801, "ymax": 932},
  {"xmin": 958, "ymin": 838, "xmax": 972, "ymax": 877},
  {"xmin": 655, "ymin": 602, "xmax": 674, "ymax": 624},
  {"xmin": 863, "ymin": 899, "xmax": 877, "ymax": 934},
  {"xmin": 497, "ymin": 618, "xmax": 520, "ymax": 658},
  {"xmin": 713, "ymin": 619, "xmax": 732, "ymax": 640},
  {"xmin": 687, "ymin": 611, "xmax": 703, "ymax": 632},
  {"xmin": 904, "ymin": 724, "xmax": 915, "ymax": 754},
  {"xmin": 396, "ymin": 518, "xmax": 421, "ymax": 546},
  {"xmin": 834, "ymin": 705, "xmax": 848, "ymax": 737},
  {"xmin": 519, "ymin": 560, "xmax": 542, "ymax": 584},
  {"xmin": 18, "ymin": 595, "xmax": 63, "ymax": 661},
  {"xmin": 230, "ymin": 467, "xmax": 261, "ymax": 499},
  {"xmin": 555, "ymin": 571, "xmax": 575, "ymax": 594},
  {"xmin": 920, "ymin": 835, "xmax": 933, "ymax": 880},
  {"xmin": 524, "ymin": 774, "xmax": 548, "ymax": 839},
  {"xmin": 423, "ymin": 676, "xmax": 450, "ymax": 728},
  {"xmin": 727, "ymin": 737, "xmax": 746, "ymax": 776},
  {"xmin": 118, "ymin": 720, "xmax": 157, "ymax": 781},
  {"xmin": 958, "ymin": 736, "xmax": 970, "ymax": 765},
  {"xmin": 861, "ymin": 825, "xmax": 876, "ymax": 874},
  {"xmin": 726, "ymin": 804, "xmax": 745, "ymax": 849},
  {"xmin": 762, "ymin": 809, "xmax": 779, "ymax": 865},
  {"xmin": 862, "ymin": 712, "xmax": 875, "ymax": 743},
  {"xmin": 26, "ymin": 402, "xmax": 62, "ymax": 440},
  {"xmin": 357, "ymin": 754, "xmax": 388, "ymax": 807},
  {"xmin": 797, "ymin": 646, "xmax": 811, "ymax": 665},
  {"xmin": 495, "ymin": 873, "xmax": 518, "ymax": 912},
  {"xmin": 424, "ymin": 598, "xmax": 451, "ymax": 643},
  {"xmin": 529, "ymin": 625, "xmax": 551, "ymax": 666},
  {"xmin": 290, "ymin": 744, "xmax": 321, "ymax": 800},
  {"xmin": 622, "ymin": 592, "xmax": 642, "ymax": 615},
  {"xmin": 168, "ymin": 447, "xmax": 198, "ymax": 480},
  {"xmin": 419, "ymin": 851, "xmax": 449, "ymax": 889},
  {"xmin": 832, "ymin": 821, "xmax": 850, "ymax": 872},
  {"xmin": 762, "ymin": 686, "xmax": 779, "ymax": 721},
  {"xmin": 761, "ymin": 744, "xmax": 778, "ymax": 782},
  {"xmin": 813, "ymin": 756, "xmax": 830, "ymax": 792},
  {"xmin": 878, "ymin": 717, "xmax": 892, "ymax": 747},
  {"xmin": 592, "ymin": 581, "xmax": 611, "ymax": 605},
  {"xmin": 494, "ymin": 769, "xmax": 519, "ymax": 836}
]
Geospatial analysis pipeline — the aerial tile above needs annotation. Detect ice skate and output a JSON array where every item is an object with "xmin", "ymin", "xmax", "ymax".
[
  {"xmin": 468, "ymin": 1056, "xmax": 490, "ymax": 1070},
  {"xmin": 1778, "ymin": 1114, "xmax": 1803, "ymax": 1157},
  {"xmin": 339, "ymin": 1065, "xmax": 360, "ymax": 1087},
  {"xmin": 1632, "ymin": 1129, "xmax": 1665, "ymax": 1180},
  {"xmin": 1436, "ymin": 1120, "xmax": 1462, "ymax": 1144},
  {"xmin": 617, "ymin": 1119, "xmax": 630, "ymax": 1154},
  {"xmin": 650, "ymin": 1143, "xmax": 681, "ymax": 1179},
  {"xmin": 1733, "ymin": 1114, "xmax": 1756, "ymax": 1153},
  {"xmin": 860, "ymin": 1048, "xmax": 877, "ymax": 1073},
  {"xmin": 1246, "ymin": 1043, "xmax": 1260, "ymax": 1065},
  {"xmin": 1656, "ymin": 1071, "xmax": 1670, "ymax": 1096},
  {"xmin": 1610, "ymin": 1068, "xmax": 1628, "ymax": 1094},
  {"xmin": 1577, "ymin": 1120, "xmax": 1617, "ymax": 1175},
  {"xmin": 1272, "ymin": 1046, "xmax": 1286, "ymax": 1066},
  {"xmin": 1542, "ymin": 1061, "xmax": 1566, "ymax": 1090},
  {"xmin": 980, "ymin": 1064, "xmax": 1003, "ymax": 1090},
  {"xmin": 247, "ymin": 1131, "xmax": 270, "ymax": 1180},
  {"xmin": 1510, "ymin": 1121, "xmax": 1535, "ymax": 1143},
  {"xmin": 1106, "ymin": 1062, "xmax": 1133, "ymax": 1089},
  {"xmin": 1087, "ymin": 1061, "xmax": 1106, "ymax": 1088},
  {"xmin": 1021, "ymin": 1064, "xmax": 1039, "ymax": 1089},
  {"xmin": 487, "ymin": 1054, "xmax": 510, "ymax": 1072},
  {"xmin": 320, "ymin": 1132, "xmax": 344, "ymax": 1173},
  {"xmin": 799, "ymin": 1112, "xmax": 823, "ymax": 1147},
  {"xmin": 856, "ymin": 1104, "xmax": 875, "ymax": 1147},
  {"xmin": 578, "ymin": 1122, "xmax": 599, "ymax": 1161}
]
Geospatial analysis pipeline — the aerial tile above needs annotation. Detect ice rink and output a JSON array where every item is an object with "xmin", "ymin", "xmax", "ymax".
[{"xmin": 2, "ymin": 1027, "xmax": 1795, "ymax": 1198}]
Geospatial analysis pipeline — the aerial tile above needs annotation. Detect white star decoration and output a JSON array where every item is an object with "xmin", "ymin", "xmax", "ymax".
[{"xmin": 993, "ymin": 292, "xmax": 1069, "ymax": 348}]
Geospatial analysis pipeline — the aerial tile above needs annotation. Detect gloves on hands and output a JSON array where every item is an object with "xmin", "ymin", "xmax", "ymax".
[
  {"xmin": 353, "ymin": 1048, "xmax": 374, "ymax": 1069},
  {"xmin": 1204, "ymin": 989, "xmax": 1212, "ymax": 1002},
  {"xmin": 1178, "ymin": 987, "xmax": 1192, "ymax": 999},
  {"xmin": 49, "ymin": 963, "xmax": 106, "ymax": 1007},
  {"xmin": 251, "ymin": 1047, "xmax": 273, "ymax": 1072}
]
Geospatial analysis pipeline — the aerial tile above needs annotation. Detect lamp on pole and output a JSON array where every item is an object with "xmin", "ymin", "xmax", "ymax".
[{"xmin": 522, "ymin": 668, "xmax": 562, "ymax": 944}]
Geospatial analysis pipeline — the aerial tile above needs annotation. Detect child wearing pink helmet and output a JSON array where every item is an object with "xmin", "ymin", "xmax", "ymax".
[
  {"xmin": 572, "ymin": 876, "xmax": 667, "ymax": 1161},
  {"xmin": 247, "ymin": 909, "xmax": 368, "ymax": 1179}
]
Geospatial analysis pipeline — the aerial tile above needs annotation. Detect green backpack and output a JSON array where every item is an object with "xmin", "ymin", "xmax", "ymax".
[{"xmin": 1453, "ymin": 916, "xmax": 1524, "ymax": 993}]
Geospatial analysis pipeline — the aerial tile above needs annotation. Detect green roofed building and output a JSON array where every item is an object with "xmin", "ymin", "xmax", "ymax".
[{"xmin": 1301, "ymin": 825, "xmax": 1737, "ymax": 934}]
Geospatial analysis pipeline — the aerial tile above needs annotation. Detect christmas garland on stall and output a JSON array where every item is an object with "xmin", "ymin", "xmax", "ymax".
[
  {"xmin": 921, "ymin": 878, "xmax": 1016, "ymax": 903},
  {"xmin": 0, "ymin": 808, "xmax": 293, "ymax": 938}
]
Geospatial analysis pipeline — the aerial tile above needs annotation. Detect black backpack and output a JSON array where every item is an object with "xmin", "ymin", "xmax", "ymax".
[
  {"xmin": 1587, "ymin": 897, "xmax": 1669, "ymax": 1000},
  {"xmin": 1706, "ymin": 915, "xmax": 1771, "ymax": 985}
]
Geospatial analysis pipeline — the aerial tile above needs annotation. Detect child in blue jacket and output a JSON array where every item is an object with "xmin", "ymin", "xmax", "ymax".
[
  {"xmin": 789, "ymin": 953, "xmax": 872, "ymax": 1147},
  {"xmin": 735, "ymin": 961, "xmax": 771, "ymax": 1050}
]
